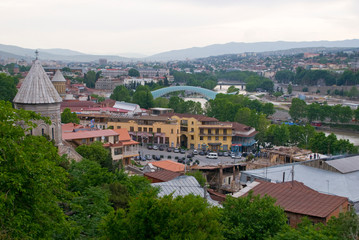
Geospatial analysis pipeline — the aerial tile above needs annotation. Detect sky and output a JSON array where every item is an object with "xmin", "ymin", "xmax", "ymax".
[{"xmin": 1, "ymin": 0, "xmax": 358, "ymax": 56}]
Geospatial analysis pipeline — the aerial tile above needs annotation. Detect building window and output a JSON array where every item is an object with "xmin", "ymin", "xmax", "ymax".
[
  {"xmin": 200, "ymin": 136, "xmax": 203, "ymax": 140},
  {"xmin": 177, "ymin": 129, "xmax": 179, "ymax": 134},
  {"xmin": 114, "ymin": 136, "xmax": 119, "ymax": 142},
  {"xmin": 114, "ymin": 148, "xmax": 123, "ymax": 155},
  {"xmin": 171, "ymin": 129, "xmax": 174, "ymax": 134},
  {"xmin": 157, "ymin": 128, "xmax": 161, "ymax": 133},
  {"xmin": 42, "ymin": 128, "xmax": 44, "ymax": 136},
  {"xmin": 223, "ymin": 136, "xmax": 227, "ymax": 141},
  {"xmin": 144, "ymin": 127, "xmax": 147, "ymax": 132},
  {"xmin": 51, "ymin": 128, "xmax": 54, "ymax": 140},
  {"xmin": 149, "ymin": 128, "xmax": 153, "ymax": 132},
  {"xmin": 208, "ymin": 136, "xmax": 211, "ymax": 140},
  {"xmin": 89, "ymin": 138, "xmax": 94, "ymax": 142},
  {"xmin": 215, "ymin": 136, "xmax": 219, "ymax": 140},
  {"xmin": 192, "ymin": 121, "xmax": 194, "ymax": 125},
  {"xmin": 191, "ymin": 128, "xmax": 194, "ymax": 132},
  {"xmin": 82, "ymin": 139, "xmax": 86, "ymax": 144},
  {"xmin": 30, "ymin": 129, "xmax": 32, "ymax": 135},
  {"xmin": 117, "ymin": 126, "xmax": 121, "ymax": 129},
  {"xmin": 130, "ymin": 127, "xmax": 134, "ymax": 132},
  {"xmin": 215, "ymin": 129, "xmax": 219, "ymax": 135},
  {"xmin": 208, "ymin": 129, "xmax": 211, "ymax": 134},
  {"xmin": 223, "ymin": 129, "xmax": 227, "ymax": 135},
  {"xmin": 138, "ymin": 127, "xmax": 142, "ymax": 132},
  {"xmin": 191, "ymin": 135, "xmax": 194, "ymax": 140},
  {"xmin": 104, "ymin": 136, "xmax": 109, "ymax": 143},
  {"xmin": 97, "ymin": 137, "xmax": 101, "ymax": 141},
  {"xmin": 200, "ymin": 129, "xmax": 204, "ymax": 134}
]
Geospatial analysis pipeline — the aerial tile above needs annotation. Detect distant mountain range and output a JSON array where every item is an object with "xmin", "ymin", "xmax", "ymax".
[{"xmin": 1, "ymin": 39, "xmax": 359, "ymax": 63}]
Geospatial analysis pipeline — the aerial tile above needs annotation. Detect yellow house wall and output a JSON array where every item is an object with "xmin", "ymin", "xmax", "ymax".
[
  {"xmin": 108, "ymin": 121, "xmax": 180, "ymax": 147},
  {"xmin": 171, "ymin": 116, "xmax": 233, "ymax": 150}
]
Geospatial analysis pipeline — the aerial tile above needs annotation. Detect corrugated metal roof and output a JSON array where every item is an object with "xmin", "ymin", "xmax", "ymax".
[
  {"xmin": 326, "ymin": 156, "xmax": 359, "ymax": 173},
  {"xmin": 236, "ymin": 180, "xmax": 348, "ymax": 218},
  {"xmin": 241, "ymin": 161, "xmax": 359, "ymax": 203},
  {"xmin": 152, "ymin": 176, "xmax": 219, "ymax": 206},
  {"xmin": 52, "ymin": 70, "xmax": 66, "ymax": 82},
  {"xmin": 13, "ymin": 60, "xmax": 62, "ymax": 104}
]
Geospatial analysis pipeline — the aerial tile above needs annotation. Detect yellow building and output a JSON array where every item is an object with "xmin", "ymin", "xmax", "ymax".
[
  {"xmin": 108, "ymin": 115, "xmax": 181, "ymax": 147},
  {"xmin": 163, "ymin": 113, "xmax": 233, "ymax": 151}
]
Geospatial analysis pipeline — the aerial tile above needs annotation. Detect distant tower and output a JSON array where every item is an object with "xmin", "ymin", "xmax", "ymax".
[
  {"xmin": 52, "ymin": 69, "xmax": 67, "ymax": 96},
  {"xmin": 13, "ymin": 52, "xmax": 63, "ymax": 145}
]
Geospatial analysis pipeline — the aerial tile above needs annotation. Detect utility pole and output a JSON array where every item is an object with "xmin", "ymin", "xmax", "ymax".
[{"xmin": 291, "ymin": 165, "xmax": 294, "ymax": 188}]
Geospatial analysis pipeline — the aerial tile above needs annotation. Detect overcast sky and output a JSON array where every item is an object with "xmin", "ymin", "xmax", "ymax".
[{"xmin": 1, "ymin": 0, "xmax": 358, "ymax": 56}]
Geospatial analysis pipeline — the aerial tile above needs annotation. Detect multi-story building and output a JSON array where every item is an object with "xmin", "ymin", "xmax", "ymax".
[
  {"xmin": 230, "ymin": 122, "xmax": 258, "ymax": 153},
  {"xmin": 138, "ymin": 69, "xmax": 169, "ymax": 78},
  {"xmin": 95, "ymin": 77, "xmax": 123, "ymax": 90},
  {"xmin": 108, "ymin": 115, "xmax": 181, "ymax": 147},
  {"xmin": 161, "ymin": 113, "xmax": 233, "ymax": 151}
]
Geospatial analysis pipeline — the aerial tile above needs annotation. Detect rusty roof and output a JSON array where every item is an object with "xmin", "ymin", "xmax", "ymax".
[
  {"xmin": 144, "ymin": 169, "xmax": 182, "ymax": 182},
  {"xmin": 242, "ymin": 180, "xmax": 348, "ymax": 218},
  {"xmin": 150, "ymin": 160, "xmax": 185, "ymax": 172}
]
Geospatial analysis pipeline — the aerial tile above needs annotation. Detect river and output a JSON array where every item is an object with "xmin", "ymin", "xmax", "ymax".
[{"xmin": 320, "ymin": 129, "xmax": 359, "ymax": 146}]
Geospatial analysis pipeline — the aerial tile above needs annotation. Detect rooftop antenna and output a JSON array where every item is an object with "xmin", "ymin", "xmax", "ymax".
[{"xmin": 35, "ymin": 50, "xmax": 39, "ymax": 60}]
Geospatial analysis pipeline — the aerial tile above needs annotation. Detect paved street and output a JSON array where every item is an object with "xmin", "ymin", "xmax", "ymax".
[{"xmin": 137, "ymin": 146, "xmax": 244, "ymax": 166}]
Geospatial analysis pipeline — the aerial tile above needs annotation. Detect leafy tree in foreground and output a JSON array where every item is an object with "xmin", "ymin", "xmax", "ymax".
[
  {"xmin": 76, "ymin": 141, "xmax": 113, "ymax": 171},
  {"xmin": 0, "ymin": 101, "xmax": 78, "ymax": 239},
  {"xmin": 0, "ymin": 73, "xmax": 18, "ymax": 102},
  {"xmin": 222, "ymin": 192, "xmax": 287, "ymax": 240},
  {"xmin": 100, "ymin": 191, "xmax": 223, "ymax": 240},
  {"xmin": 61, "ymin": 107, "xmax": 80, "ymax": 124}
]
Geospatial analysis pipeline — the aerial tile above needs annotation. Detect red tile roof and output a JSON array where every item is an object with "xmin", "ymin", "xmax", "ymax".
[
  {"xmin": 246, "ymin": 180, "xmax": 348, "ymax": 218},
  {"xmin": 62, "ymin": 129, "xmax": 118, "ymax": 140},
  {"xmin": 144, "ymin": 169, "xmax": 182, "ymax": 182},
  {"xmin": 61, "ymin": 123, "xmax": 84, "ymax": 132},
  {"xmin": 150, "ymin": 160, "xmax": 185, "ymax": 173},
  {"xmin": 113, "ymin": 128, "xmax": 132, "ymax": 141}
]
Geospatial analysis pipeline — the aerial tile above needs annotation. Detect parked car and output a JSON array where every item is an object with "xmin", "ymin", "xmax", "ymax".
[
  {"xmin": 180, "ymin": 149, "xmax": 186, "ymax": 154},
  {"xmin": 187, "ymin": 153, "xmax": 193, "ymax": 158},
  {"xmin": 167, "ymin": 147, "xmax": 172, "ymax": 152},
  {"xmin": 155, "ymin": 155, "xmax": 161, "ymax": 161},
  {"xmin": 206, "ymin": 153, "xmax": 218, "ymax": 159},
  {"xmin": 218, "ymin": 152, "xmax": 224, "ymax": 157},
  {"xmin": 193, "ymin": 149, "xmax": 198, "ymax": 155},
  {"xmin": 198, "ymin": 151, "xmax": 205, "ymax": 156},
  {"xmin": 231, "ymin": 153, "xmax": 236, "ymax": 159},
  {"xmin": 223, "ymin": 152, "xmax": 229, "ymax": 157},
  {"xmin": 145, "ymin": 154, "xmax": 151, "ymax": 160},
  {"xmin": 173, "ymin": 148, "xmax": 180, "ymax": 153},
  {"xmin": 159, "ymin": 145, "xmax": 164, "ymax": 151},
  {"xmin": 147, "ymin": 145, "xmax": 153, "ymax": 150},
  {"xmin": 153, "ymin": 145, "xmax": 158, "ymax": 150},
  {"xmin": 152, "ymin": 154, "xmax": 156, "ymax": 160}
]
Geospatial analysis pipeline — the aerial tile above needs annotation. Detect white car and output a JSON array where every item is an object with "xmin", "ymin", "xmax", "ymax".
[
  {"xmin": 206, "ymin": 153, "xmax": 218, "ymax": 159},
  {"xmin": 153, "ymin": 145, "xmax": 158, "ymax": 150},
  {"xmin": 193, "ymin": 149, "xmax": 198, "ymax": 155},
  {"xmin": 173, "ymin": 148, "xmax": 180, "ymax": 153}
]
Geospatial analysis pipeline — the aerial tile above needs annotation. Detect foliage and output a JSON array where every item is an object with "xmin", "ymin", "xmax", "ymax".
[
  {"xmin": 128, "ymin": 68, "xmax": 140, "ymax": 77},
  {"xmin": 84, "ymin": 70, "xmax": 97, "ymax": 88},
  {"xmin": 222, "ymin": 192, "xmax": 287, "ymax": 240},
  {"xmin": 168, "ymin": 96, "xmax": 203, "ymax": 114},
  {"xmin": 227, "ymin": 85, "xmax": 239, "ymax": 93},
  {"xmin": 61, "ymin": 107, "xmax": 80, "ymax": 124},
  {"xmin": 289, "ymin": 98, "xmax": 307, "ymax": 121},
  {"xmin": 100, "ymin": 191, "xmax": 223, "ymax": 240},
  {"xmin": 132, "ymin": 85, "xmax": 154, "ymax": 109},
  {"xmin": 91, "ymin": 94, "xmax": 106, "ymax": 102},
  {"xmin": 185, "ymin": 170, "xmax": 206, "ymax": 187},
  {"xmin": 153, "ymin": 97, "xmax": 169, "ymax": 108},
  {"xmin": 309, "ymin": 132, "xmax": 358, "ymax": 155},
  {"xmin": 275, "ymin": 70, "xmax": 295, "ymax": 83},
  {"xmin": 76, "ymin": 141, "xmax": 113, "ymax": 171},
  {"xmin": 0, "ymin": 73, "xmax": 18, "ymax": 102},
  {"xmin": 110, "ymin": 85, "xmax": 131, "ymax": 102},
  {"xmin": 265, "ymin": 124, "xmax": 290, "ymax": 146},
  {"xmin": 287, "ymin": 83, "xmax": 293, "ymax": 94},
  {"xmin": 0, "ymin": 101, "xmax": 78, "ymax": 239},
  {"xmin": 172, "ymin": 70, "xmax": 217, "ymax": 90}
]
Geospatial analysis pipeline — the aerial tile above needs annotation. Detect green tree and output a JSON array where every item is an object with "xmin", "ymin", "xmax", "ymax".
[
  {"xmin": 222, "ymin": 192, "xmax": 287, "ymax": 240},
  {"xmin": 100, "ymin": 191, "xmax": 223, "ymax": 240},
  {"xmin": 266, "ymin": 124, "xmax": 290, "ymax": 146},
  {"xmin": 84, "ymin": 70, "xmax": 97, "ymax": 88},
  {"xmin": 0, "ymin": 73, "xmax": 18, "ymax": 102},
  {"xmin": 153, "ymin": 97, "xmax": 169, "ymax": 108},
  {"xmin": 0, "ymin": 101, "xmax": 78, "ymax": 239},
  {"xmin": 263, "ymin": 102, "xmax": 275, "ymax": 116},
  {"xmin": 287, "ymin": 83, "xmax": 293, "ymax": 94},
  {"xmin": 76, "ymin": 141, "xmax": 113, "ymax": 170},
  {"xmin": 234, "ymin": 107, "xmax": 252, "ymax": 126},
  {"xmin": 185, "ymin": 170, "xmax": 206, "ymax": 187},
  {"xmin": 307, "ymin": 102, "xmax": 322, "ymax": 122},
  {"xmin": 289, "ymin": 98, "xmax": 307, "ymax": 121},
  {"xmin": 227, "ymin": 85, "xmax": 239, "ymax": 93},
  {"xmin": 128, "ymin": 68, "xmax": 140, "ymax": 77},
  {"xmin": 132, "ymin": 86, "xmax": 154, "ymax": 109},
  {"xmin": 110, "ymin": 85, "xmax": 131, "ymax": 102},
  {"xmin": 61, "ymin": 107, "xmax": 80, "ymax": 124},
  {"xmin": 348, "ymin": 86, "xmax": 359, "ymax": 98}
]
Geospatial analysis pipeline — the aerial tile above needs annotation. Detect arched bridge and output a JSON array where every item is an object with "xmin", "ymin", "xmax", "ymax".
[{"xmin": 151, "ymin": 86, "xmax": 219, "ymax": 99}]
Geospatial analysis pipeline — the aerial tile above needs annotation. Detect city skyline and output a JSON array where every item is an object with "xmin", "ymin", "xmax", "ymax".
[{"xmin": 1, "ymin": 0, "xmax": 358, "ymax": 56}]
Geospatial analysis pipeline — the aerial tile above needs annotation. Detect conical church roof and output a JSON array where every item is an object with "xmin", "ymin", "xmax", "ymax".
[
  {"xmin": 52, "ymin": 69, "xmax": 67, "ymax": 82},
  {"xmin": 13, "ymin": 60, "xmax": 62, "ymax": 104}
]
